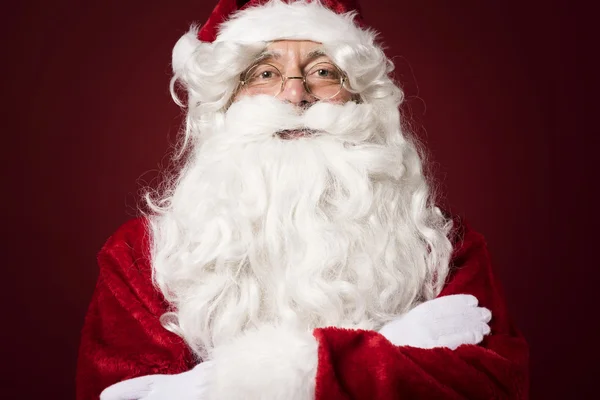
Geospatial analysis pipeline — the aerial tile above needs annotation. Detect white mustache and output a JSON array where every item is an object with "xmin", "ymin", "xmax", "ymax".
[{"xmin": 223, "ymin": 95, "xmax": 378, "ymax": 143}]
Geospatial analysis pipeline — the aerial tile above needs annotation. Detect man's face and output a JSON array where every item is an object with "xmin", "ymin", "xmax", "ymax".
[{"xmin": 233, "ymin": 40, "xmax": 354, "ymax": 106}]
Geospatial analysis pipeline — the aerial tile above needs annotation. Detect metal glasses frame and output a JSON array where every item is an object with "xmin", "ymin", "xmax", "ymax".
[{"xmin": 239, "ymin": 62, "xmax": 348, "ymax": 100}]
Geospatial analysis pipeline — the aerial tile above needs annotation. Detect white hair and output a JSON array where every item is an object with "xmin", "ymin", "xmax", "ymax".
[{"xmin": 146, "ymin": 13, "xmax": 453, "ymax": 360}]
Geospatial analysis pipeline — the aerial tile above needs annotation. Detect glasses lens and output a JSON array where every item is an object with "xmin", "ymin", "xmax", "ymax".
[
  {"xmin": 242, "ymin": 63, "xmax": 282, "ymax": 95},
  {"xmin": 306, "ymin": 62, "xmax": 344, "ymax": 99}
]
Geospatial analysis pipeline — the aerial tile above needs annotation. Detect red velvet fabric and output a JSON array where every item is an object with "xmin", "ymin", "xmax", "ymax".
[
  {"xmin": 313, "ymin": 220, "xmax": 529, "ymax": 399},
  {"xmin": 76, "ymin": 219, "xmax": 195, "ymax": 400},
  {"xmin": 76, "ymin": 216, "xmax": 528, "ymax": 399}
]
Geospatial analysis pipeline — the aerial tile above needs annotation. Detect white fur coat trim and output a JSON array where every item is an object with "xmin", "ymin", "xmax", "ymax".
[{"xmin": 206, "ymin": 324, "xmax": 319, "ymax": 400}]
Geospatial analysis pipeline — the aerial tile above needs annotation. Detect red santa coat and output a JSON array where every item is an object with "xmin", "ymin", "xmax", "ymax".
[{"xmin": 76, "ymin": 216, "xmax": 529, "ymax": 399}]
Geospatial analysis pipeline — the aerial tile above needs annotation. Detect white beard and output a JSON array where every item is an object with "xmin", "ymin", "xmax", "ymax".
[{"xmin": 149, "ymin": 95, "xmax": 451, "ymax": 359}]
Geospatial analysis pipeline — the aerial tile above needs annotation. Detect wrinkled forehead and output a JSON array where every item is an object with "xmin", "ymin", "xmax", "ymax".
[{"xmin": 249, "ymin": 40, "xmax": 332, "ymax": 67}]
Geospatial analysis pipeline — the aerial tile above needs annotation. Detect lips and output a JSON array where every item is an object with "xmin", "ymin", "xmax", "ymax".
[{"xmin": 276, "ymin": 129, "xmax": 315, "ymax": 140}]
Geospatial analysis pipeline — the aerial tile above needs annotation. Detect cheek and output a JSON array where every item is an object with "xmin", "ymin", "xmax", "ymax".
[
  {"xmin": 330, "ymin": 88, "xmax": 356, "ymax": 104},
  {"xmin": 232, "ymin": 89, "xmax": 251, "ymax": 103}
]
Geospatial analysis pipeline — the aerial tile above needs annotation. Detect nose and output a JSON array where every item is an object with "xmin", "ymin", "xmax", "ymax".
[{"xmin": 277, "ymin": 76, "xmax": 316, "ymax": 107}]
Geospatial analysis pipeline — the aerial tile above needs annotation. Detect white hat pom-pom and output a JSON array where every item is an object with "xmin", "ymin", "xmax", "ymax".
[{"xmin": 172, "ymin": 26, "xmax": 201, "ymax": 74}]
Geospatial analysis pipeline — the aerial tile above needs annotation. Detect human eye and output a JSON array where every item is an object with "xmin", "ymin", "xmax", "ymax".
[
  {"xmin": 308, "ymin": 63, "xmax": 341, "ymax": 81},
  {"xmin": 246, "ymin": 64, "xmax": 281, "ymax": 83}
]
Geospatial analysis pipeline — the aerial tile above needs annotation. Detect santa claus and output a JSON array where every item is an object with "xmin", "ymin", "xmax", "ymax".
[{"xmin": 76, "ymin": 1, "xmax": 529, "ymax": 399}]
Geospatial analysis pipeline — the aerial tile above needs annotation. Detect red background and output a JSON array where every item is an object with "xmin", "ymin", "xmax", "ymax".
[{"xmin": 2, "ymin": 1, "xmax": 587, "ymax": 399}]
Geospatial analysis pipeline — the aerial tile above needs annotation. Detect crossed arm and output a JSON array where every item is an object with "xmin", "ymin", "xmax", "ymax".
[{"xmin": 76, "ymin": 218, "xmax": 529, "ymax": 400}]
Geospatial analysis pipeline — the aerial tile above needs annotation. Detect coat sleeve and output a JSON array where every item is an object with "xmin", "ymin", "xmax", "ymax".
[
  {"xmin": 206, "ymin": 219, "xmax": 529, "ymax": 400},
  {"xmin": 312, "ymin": 219, "xmax": 529, "ymax": 399},
  {"xmin": 76, "ymin": 218, "xmax": 194, "ymax": 400}
]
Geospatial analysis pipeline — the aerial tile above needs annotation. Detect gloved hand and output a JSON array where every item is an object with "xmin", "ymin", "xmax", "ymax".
[
  {"xmin": 100, "ymin": 360, "xmax": 213, "ymax": 400},
  {"xmin": 378, "ymin": 294, "xmax": 492, "ymax": 350}
]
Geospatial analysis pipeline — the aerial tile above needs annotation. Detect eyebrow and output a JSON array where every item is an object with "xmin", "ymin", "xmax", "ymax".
[{"xmin": 252, "ymin": 48, "xmax": 328, "ymax": 64}]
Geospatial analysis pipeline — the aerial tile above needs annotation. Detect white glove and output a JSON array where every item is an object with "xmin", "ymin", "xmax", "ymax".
[
  {"xmin": 100, "ymin": 361, "xmax": 213, "ymax": 400},
  {"xmin": 378, "ymin": 294, "xmax": 492, "ymax": 350}
]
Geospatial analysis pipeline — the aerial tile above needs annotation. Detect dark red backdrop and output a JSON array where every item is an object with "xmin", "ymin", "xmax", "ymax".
[{"xmin": 2, "ymin": 1, "xmax": 588, "ymax": 399}]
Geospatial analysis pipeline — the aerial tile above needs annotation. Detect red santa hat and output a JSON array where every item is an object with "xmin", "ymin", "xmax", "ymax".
[{"xmin": 172, "ymin": 0, "xmax": 371, "ymax": 74}]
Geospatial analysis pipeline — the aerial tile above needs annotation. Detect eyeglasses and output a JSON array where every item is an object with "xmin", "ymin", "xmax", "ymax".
[{"xmin": 239, "ymin": 62, "xmax": 348, "ymax": 100}]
